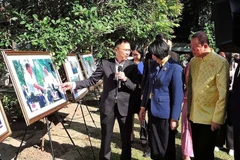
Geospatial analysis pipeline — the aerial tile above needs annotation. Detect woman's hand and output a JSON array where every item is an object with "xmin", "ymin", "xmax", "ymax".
[
  {"xmin": 170, "ymin": 119, "xmax": 179, "ymax": 130},
  {"xmin": 139, "ymin": 107, "xmax": 146, "ymax": 122},
  {"xmin": 211, "ymin": 122, "xmax": 221, "ymax": 131}
]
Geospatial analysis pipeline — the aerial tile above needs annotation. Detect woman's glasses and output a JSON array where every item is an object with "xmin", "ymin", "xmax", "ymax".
[{"xmin": 132, "ymin": 53, "xmax": 140, "ymax": 56}]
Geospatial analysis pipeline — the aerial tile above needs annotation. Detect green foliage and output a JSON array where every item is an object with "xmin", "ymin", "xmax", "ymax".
[
  {"xmin": 0, "ymin": 58, "xmax": 7, "ymax": 75},
  {"xmin": 2, "ymin": 94, "xmax": 18, "ymax": 109},
  {"xmin": 13, "ymin": 60, "xmax": 25, "ymax": 86},
  {"xmin": 203, "ymin": 22, "xmax": 218, "ymax": 52},
  {"xmin": 0, "ymin": 0, "xmax": 183, "ymax": 64},
  {"xmin": 0, "ymin": 0, "xmax": 183, "ymax": 119},
  {"xmin": 0, "ymin": 30, "xmax": 12, "ymax": 48},
  {"xmin": 1, "ymin": 93, "xmax": 22, "ymax": 120}
]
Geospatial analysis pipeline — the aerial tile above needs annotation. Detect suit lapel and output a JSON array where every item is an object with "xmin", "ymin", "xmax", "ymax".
[
  {"xmin": 109, "ymin": 59, "xmax": 129, "ymax": 73},
  {"xmin": 123, "ymin": 60, "xmax": 129, "ymax": 70},
  {"xmin": 109, "ymin": 59, "xmax": 116, "ymax": 74},
  {"xmin": 158, "ymin": 61, "xmax": 170, "ymax": 80}
]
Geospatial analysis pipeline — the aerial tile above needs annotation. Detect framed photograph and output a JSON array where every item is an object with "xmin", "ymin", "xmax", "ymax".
[
  {"xmin": 2, "ymin": 51, "xmax": 68, "ymax": 126},
  {"xmin": 0, "ymin": 101, "xmax": 12, "ymax": 142},
  {"xmin": 79, "ymin": 53, "xmax": 97, "ymax": 78},
  {"xmin": 63, "ymin": 54, "xmax": 88, "ymax": 101}
]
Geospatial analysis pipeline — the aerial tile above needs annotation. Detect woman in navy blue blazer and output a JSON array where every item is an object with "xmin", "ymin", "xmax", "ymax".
[{"xmin": 139, "ymin": 39, "xmax": 184, "ymax": 160}]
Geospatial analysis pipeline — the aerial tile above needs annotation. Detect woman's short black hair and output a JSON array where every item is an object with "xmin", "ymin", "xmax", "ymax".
[
  {"xmin": 148, "ymin": 39, "xmax": 169, "ymax": 60},
  {"xmin": 131, "ymin": 44, "xmax": 145, "ymax": 61},
  {"xmin": 219, "ymin": 51, "xmax": 232, "ymax": 64}
]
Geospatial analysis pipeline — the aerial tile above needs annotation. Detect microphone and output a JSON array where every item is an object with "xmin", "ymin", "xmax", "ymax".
[{"xmin": 118, "ymin": 66, "xmax": 123, "ymax": 88}]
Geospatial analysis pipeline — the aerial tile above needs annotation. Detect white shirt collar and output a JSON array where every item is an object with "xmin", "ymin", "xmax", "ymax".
[{"xmin": 115, "ymin": 59, "xmax": 125, "ymax": 72}]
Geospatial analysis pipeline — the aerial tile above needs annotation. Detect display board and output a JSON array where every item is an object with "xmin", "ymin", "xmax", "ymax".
[
  {"xmin": 0, "ymin": 101, "xmax": 12, "ymax": 142},
  {"xmin": 63, "ymin": 54, "xmax": 88, "ymax": 101},
  {"xmin": 2, "ymin": 51, "xmax": 68, "ymax": 125},
  {"xmin": 79, "ymin": 54, "xmax": 97, "ymax": 78}
]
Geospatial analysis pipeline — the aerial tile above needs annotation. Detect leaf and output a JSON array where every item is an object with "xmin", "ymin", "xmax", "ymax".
[
  {"xmin": 20, "ymin": 21, "xmax": 26, "ymax": 24},
  {"xmin": 32, "ymin": 14, "xmax": 38, "ymax": 20},
  {"xmin": 43, "ymin": 17, "xmax": 50, "ymax": 23},
  {"xmin": 11, "ymin": 17, "xmax": 18, "ymax": 21},
  {"xmin": 31, "ymin": 41, "xmax": 38, "ymax": 45}
]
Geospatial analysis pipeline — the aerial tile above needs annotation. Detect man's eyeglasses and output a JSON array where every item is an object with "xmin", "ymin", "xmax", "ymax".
[{"xmin": 117, "ymin": 47, "xmax": 131, "ymax": 52}]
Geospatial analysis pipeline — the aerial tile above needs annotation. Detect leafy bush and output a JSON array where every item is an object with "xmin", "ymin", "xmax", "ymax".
[
  {"xmin": 1, "ymin": 0, "xmax": 183, "ymax": 64},
  {"xmin": 1, "ymin": 93, "xmax": 23, "ymax": 121},
  {"xmin": 0, "ymin": 0, "xmax": 183, "ymax": 119}
]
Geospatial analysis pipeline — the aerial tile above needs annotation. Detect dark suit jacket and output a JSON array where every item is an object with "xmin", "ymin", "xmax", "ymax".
[
  {"xmin": 76, "ymin": 58, "xmax": 139, "ymax": 116},
  {"xmin": 141, "ymin": 58, "xmax": 184, "ymax": 120},
  {"xmin": 230, "ymin": 63, "xmax": 240, "ymax": 119}
]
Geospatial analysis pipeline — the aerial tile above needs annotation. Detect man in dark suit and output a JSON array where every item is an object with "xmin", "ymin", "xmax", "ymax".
[
  {"xmin": 230, "ymin": 61, "xmax": 240, "ymax": 160},
  {"xmin": 61, "ymin": 39, "xmax": 139, "ymax": 160}
]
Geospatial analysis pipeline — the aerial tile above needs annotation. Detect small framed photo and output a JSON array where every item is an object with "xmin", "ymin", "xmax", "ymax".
[
  {"xmin": 2, "ymin": 50, "xmax": 68, "ymax": 125},
  {"xmin": 63, "ymin": 54, "xmax": 88, "ymax": 101},
  {"xmin": 0, "ymin": 101, "xmax": 12, "ymax": 142},
  {"xmin": 79, "ymin": 53, "xmax": 97, "ymax": 78}
]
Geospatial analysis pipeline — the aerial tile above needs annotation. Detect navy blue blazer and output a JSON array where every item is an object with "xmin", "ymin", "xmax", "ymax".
[{"xmin": 141, "ymin": 58, "xmax": 184, "ymax": 120}]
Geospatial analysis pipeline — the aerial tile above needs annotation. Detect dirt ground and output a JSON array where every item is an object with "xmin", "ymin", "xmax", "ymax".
[
  {"xmin": 0, "ymin": 94, "xmax": 234, "ymax": 160},
  {"xmin": 0, "ymin": 98, "xmax": 103, "ymax": 160}
]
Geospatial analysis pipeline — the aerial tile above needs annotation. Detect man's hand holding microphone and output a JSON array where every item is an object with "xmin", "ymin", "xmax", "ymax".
[{"xmin": 115, "ymin": 66, "xmax": 127, "ymax": 88}]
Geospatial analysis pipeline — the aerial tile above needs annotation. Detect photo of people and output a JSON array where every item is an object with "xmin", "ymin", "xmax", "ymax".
[
  {"xmin": 70, "ymin": 61, "xmax": 79, "ymax": 74},
  {"xmin": 0, "ymin": 112, "xmax": 7, "ymax": 134},
  {"xmin": 0, "ymin": 101, "xmax": 11, "ymax": 142},
  {"xmin": 64, "ymin": 55, "xmax": 87, "ymax": 100},
  {"xmin": 15, "ymin": 59, "xmax": 66, "ymax": 113},
  {"xmin": 79, "ymin": 54, "xmax": 97, "ymax": 78},
  {"xmin": 2, "ymin": 51, "xmax": 68, "ymax": 125},
  {"xmin": 0, "ymin": 119, "xmax": 2, "ymax": 129}
]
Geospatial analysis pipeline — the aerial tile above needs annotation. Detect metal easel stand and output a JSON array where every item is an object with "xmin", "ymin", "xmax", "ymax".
[
  {"xmin": 69, "ymin": 98, "xmax": 97, "ymax": 129},
  {"xmin": 54, "ymin": 112, "xmax": 84, "ymax": 160},
  {"xmin": 14, "ymin": 114, "xmax": 84, "ymax": 160},
  {"xmin": 14, "ymin": 126, "xmax": 29, "ymax": 160},
  {"xmin": 68, "ymin": 99, "xmax": 97, "ymax": 160},
  {"xmin": 14, "ymin": 117, "xmax": 55, "ymax": 160},
  {"xmin": 45, "ymin": 117, "xmax": 55, "ymax": 160}
]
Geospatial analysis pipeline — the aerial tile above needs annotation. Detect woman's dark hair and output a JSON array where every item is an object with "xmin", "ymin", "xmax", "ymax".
[
  {"xmin": 223, "ymin": 52, "xmax": 232, "ymax": 64},
  {"xmin": 218, "ymin": 51, "xmax": 232, "ymax": 64},
  {"xmin": 155, "ymin": 33, "xmax": 168, "ymax": 41},
  {"xmin": 131, "ymin": 44, "xmax": 145, "ymax": 61},
  {"xmin": 148, "ymin": 39, "xmax": 169, "ymax": 59}
]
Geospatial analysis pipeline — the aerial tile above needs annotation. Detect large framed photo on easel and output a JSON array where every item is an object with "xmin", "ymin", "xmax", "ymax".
[
  {"xmin": 79, "ymin": 53, "xmax": 97, "ymax": 78},
  {"xmin": 63, "ymin": 54, "xmax": 88, "ymax": 101},
  {"xmin": 2, "ymin": 51, "xmax": 68, "ymax": 125},
  {"xmin": 0, "ymin": 101, "xmax": 12, "ymax": 142}
]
